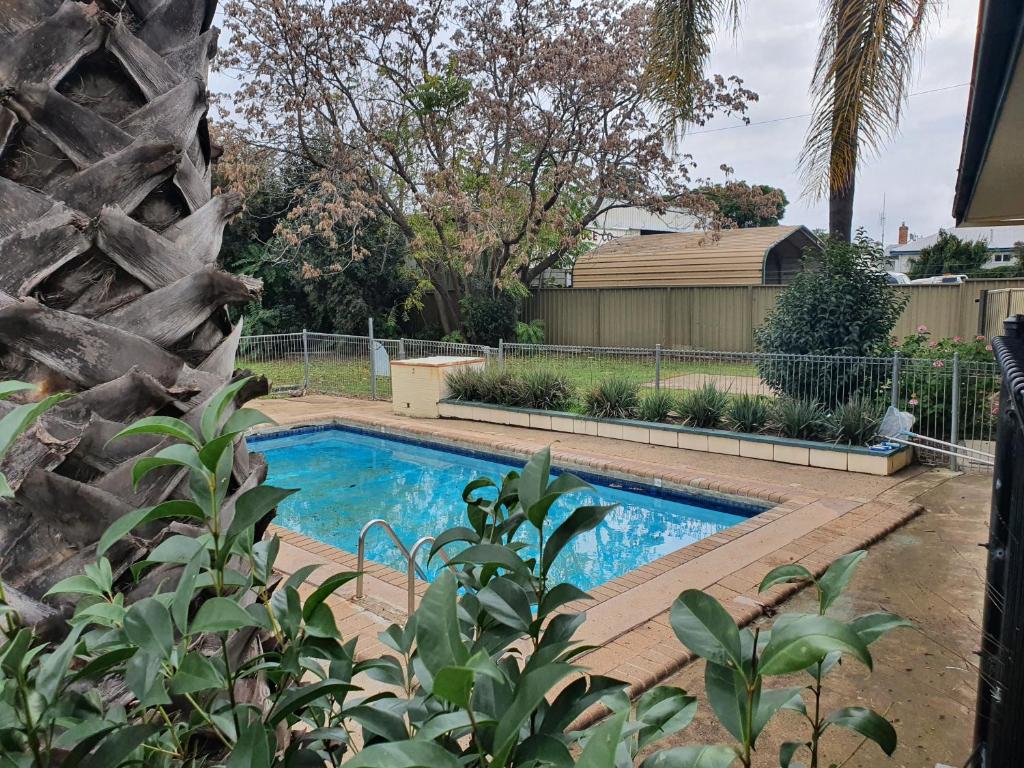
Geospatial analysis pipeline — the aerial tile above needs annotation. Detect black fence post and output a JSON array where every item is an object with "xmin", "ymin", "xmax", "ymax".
[{"xmin": 974, "ymin": 314, "xmax": 1024, "ymax": 766}]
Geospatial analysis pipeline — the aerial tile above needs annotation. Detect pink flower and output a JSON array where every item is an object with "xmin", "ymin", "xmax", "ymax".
[
  {"xmin": 928, "ymin": 340, "xmax": 938, "ymax": 348},
  {"xmin": 992, "ymin": 404, "xmax": 1000, "ymax": 415},
  {"xmin": 986, "ymin": 344, "xmax": 994, "ymax": 352},
  {"xmin": 917, "ymin": 324, "xmax": 928, "ymax": 333},
  {"xmin": 976, "ymin": 335, "xmax": 986, "ymax": 341},
  {"xmin": 933, "ymin": 359, "xmax": 945, "ymax": 367},
  {"xmin": 954, "ymin": 335, "xmax": 963, "ymax": 343},
  {"xmin": 909, "ymin": 397, "xmax": 919, "ymax": 406}
]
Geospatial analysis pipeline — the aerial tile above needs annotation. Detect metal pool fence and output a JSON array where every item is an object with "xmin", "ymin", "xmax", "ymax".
[{"xmin": 237, "ymin": 332, "xmax": 999, "ymax": 472}]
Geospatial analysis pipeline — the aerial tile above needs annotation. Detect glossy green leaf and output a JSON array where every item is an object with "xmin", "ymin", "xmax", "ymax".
[
  {"xmin": 172, "ymin": 549, "xmax": 204, "ymax": 633},
  {"xmin": 415, "ymin": 711, "xmax": 494, "ymax": 742},
  {"xmin": 850, "ymin": 612, "xmax": 912, "ymax": 646},
  {"xmin": 124, "ymin": 599, "xmax": 173, "ymax": 659},
  {"xmin": 637, "ymin": 686, "xmax": 699, "ymax": 750},
  {"xmin": 448, "ymin": 543, "xmax": 530, "ymax": 577},
  {"xmin": 170, "ymin": 652, "xmax": 224, "ymax": 694},
  {"xmin": 227, "ymin": 715, "xmax": 272, "ymax": 768},
  {"xmin": 758, "ymin": 564, "xmax": 815, "ymax": 594},
  {"xmin": 79, "ymin": 724, "xmax": 161, "ymax": 768},
  {"xmin": 228, "ymin": 485, "xmax": 296, "ymax": 537},
  {"xmin": 108, "ymin": 416, "xmax": 200, "ymax": 448},
  {"xmin": 0, "ymin": 381, "xmax": 35, "ymax": 400},
  {"xmin": 670, "ymin": 590, "xmax": 743, "ymax": 669},
  {"xmin": 44, "ymin": 574, "xmax": 105, "ymax": 598},
  {"xmin": 0, "ymin": 393, "xmax": 72, "ymax": 461},
  {"xmin": 704, "ymin": 661, "xmax": 750, "ymax": 744},
  {"xmin": 478, "ymin": 576, "xmax": 533, "ymax": 631},
  {"xmin": 301, "ymin": 572, "xmax": 358, "ymax": 621},
  {"xmin": 641, "ymin": 745, "xmax": 739, "ymax": 768},
  {"xmin": 538, "ymin": 583, "xmax": 591, "ymax": 618},
  {"xmin": 131, "ymin": 443, "xmax": 209, "ymax": 489},
  {"xmin": 816, "ymin": 550, "xmax": 866, "ymax": 612},
  {"xmin": 758, "ymin": 615, "xmax": 871, "ymax": 676},
  {"xmin": 190, "ymin": 597, "xmax": 260, "ymax": 634},
  {"xmin": 752, "ymin": 686, "xmax": 804, "ymax": 739},
  {"xmin": 147, "ymin": 534, "xmax": 206, "ymax": 565},
  {"xmin": 541, "ymin": 504, "xmax": 617, "ymax": 576},
  {"xmin": 36, "ymin": 624, "xmax": 84, "ymax": 703},
  {"xmin": 200, "ymin": 377, "xmax": 254, "ymax": 442},
  {"xmin": 518, "ymin": 446, "xmax": 552, "ymax": 519},
  {"xmin": 493, "ymin": 663, "xmax": 577, "ymax": 764},
  {"xmin": 269, "ymin": 680, "xmax": 358, "ymax": 725},
  {"xmin": 823, "ymin": 706, "xmax": 897, "ymax": 756},
  {"xmin": 346, "ymin": 704, "xmax": 410, "ymax": 742},
  {"xmin": 779, "ymin": 741, "xmax": 807, "ymax": 768},
  {"xmin": 222, "ymin": 406, "xmax": 276, "ymax": 437},
  {"xmin": 576, "ymin": 707, "xmax": 628, "ymax": 768},
  {"xmin": 343, "ymin": 740, "xmax": 462, "ymax": 768},
  {"xmin": 98, "ymin": 500, "xmax": 204, "ymax": 556},
  {"xmin": 415, "ymin": 570, "xmax": 469, "ymax": 675}
]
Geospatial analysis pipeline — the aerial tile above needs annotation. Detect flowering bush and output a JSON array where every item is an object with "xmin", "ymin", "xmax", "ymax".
[{"xmin": 897, "ymin": 328, "xmax": 999, "ymax": 441}]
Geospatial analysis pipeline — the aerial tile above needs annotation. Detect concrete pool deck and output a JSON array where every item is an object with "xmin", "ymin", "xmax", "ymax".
[{"xmin": 247, "ymin": 395, "xmax": 950, "ymax": 706}]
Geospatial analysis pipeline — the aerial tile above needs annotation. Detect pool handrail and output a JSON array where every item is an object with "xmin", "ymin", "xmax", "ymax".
[{"xmin": 355, "ymin": 519, "xmax": 452, "ymax": 614}]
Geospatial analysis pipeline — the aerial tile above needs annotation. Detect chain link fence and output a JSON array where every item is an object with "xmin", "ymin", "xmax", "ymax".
[{"xmin": 238, "ymin": 333, "xmax": 999, "ymax": 472}]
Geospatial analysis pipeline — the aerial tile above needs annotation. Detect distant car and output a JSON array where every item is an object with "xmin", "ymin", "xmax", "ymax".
[
  {"xmin": 909, "ymin": 274, "xmax": 969, "ymax": 285},
  {"xmin": 885, "ymin": 271, "xmax": 911, "ymax": 285}
]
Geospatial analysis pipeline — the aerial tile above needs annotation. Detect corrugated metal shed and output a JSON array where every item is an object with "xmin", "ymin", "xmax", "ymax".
[{"xmin": 571, "ymin": 225, "xmax": 821, "ymax": 287}]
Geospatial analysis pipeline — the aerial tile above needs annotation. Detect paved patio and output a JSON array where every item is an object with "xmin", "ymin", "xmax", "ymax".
[{"xmin": 247, "ymin": 395, "xmax": 952, "ymax": 717}]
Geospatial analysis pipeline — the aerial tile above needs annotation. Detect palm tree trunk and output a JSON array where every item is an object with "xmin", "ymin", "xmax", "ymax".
[
  {"xmin": 0, "ymin": 0, "xmax": 266, "ymax": 627},
  {"xmin": 828, "ymin": 157, "xmax": 856, "ymax": 242}
]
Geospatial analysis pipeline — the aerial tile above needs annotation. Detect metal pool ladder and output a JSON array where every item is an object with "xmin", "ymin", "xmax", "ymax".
[{"xmin": 354, "ymin": 518, "xmax": 453, "ymax": 615}]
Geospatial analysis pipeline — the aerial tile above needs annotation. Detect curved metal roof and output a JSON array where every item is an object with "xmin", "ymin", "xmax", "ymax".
[{"xmin": 572, "ymin": 225, "xmax": 818, "ymax": 287}]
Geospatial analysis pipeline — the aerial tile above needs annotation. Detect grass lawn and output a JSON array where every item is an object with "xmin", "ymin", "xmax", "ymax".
[{"xmin": 240, "ymin": 352, "xmax": 760, "ymax": 400}]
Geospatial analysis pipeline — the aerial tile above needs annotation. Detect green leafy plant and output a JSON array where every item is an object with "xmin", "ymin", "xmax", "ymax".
[
  {"xmin": 668, "ymin": 551, "xmax": 910, "ymax": 768},
  {"xmin": 518, "ymin": 369, "xmax": 576, "ymax": 410},
  {"xmin": 639, "ymin": 389, "xmax": 678, "ymax": 423},
  {"xmin": 829, "ymin": 395, "xmax": 883, "ymax": 445},
  {"xmin": 474, "ymin": 368, "xmax": 522, "ymax": 405},
  {"xmin": 897, "ymin": 328, "xmax": 998, "ymax": 442},
  {"xmin": 0, "ymin": 382, "xmax": 70, "ymax": 498},
  {"xmin": 726, "ymin": 394, "xmax": 772, "ymax": 434},
  {"xmin": 678, "ymin": 383, "xmax": 730, "ymax": 429},
  {"xmin": 584, "ymin": 377, "xmax": 641, "ymax": 419},
  {"xmin": 773, "ymin": 397, "xmax": 829, "ymax": 440},
  {"xmin": 446, "ymin": 367, "xmax": 487, "ymax": 401},
  {"xmin": 755, "ymin": 233, "xmax": 906, "ymax": 404},
  {"xmin": 514, "ymin": 319, "xmax": 546, "ymax": 345}
]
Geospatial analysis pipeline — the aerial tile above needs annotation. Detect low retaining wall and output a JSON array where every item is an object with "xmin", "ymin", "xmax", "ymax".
[{"xmin": 437, "ymin": 400, "xmax": 912, "ymax": 476}]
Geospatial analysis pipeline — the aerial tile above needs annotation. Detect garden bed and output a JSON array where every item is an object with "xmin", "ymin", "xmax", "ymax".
[{"xmin": 437, "ymin": 399, "xmax": 913, "ymax": 475}]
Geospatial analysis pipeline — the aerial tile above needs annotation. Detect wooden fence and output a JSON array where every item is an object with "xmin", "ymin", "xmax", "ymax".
[{"xmin": 518, "ymin": 279, "xmax": 1024, "ymax": 351}]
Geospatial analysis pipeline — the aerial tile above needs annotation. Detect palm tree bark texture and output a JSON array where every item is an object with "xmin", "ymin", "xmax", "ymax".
[{"xmin": 0, "ymin": 0, "xmax": 266, "ymax": 636}]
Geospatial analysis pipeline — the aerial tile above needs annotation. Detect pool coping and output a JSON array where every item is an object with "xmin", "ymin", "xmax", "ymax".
[{"xmin": 245, "ymin": 401, "xmax": 933, "ymax": 726}]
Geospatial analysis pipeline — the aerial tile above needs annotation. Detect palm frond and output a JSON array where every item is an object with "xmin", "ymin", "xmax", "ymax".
[
  {"xmin": 646, "ymin": 0, "xmax": 744, "ymax": 123},
  {"xmin": 798, "ymin": 0, "xmax": 938, "ymax": 200}
]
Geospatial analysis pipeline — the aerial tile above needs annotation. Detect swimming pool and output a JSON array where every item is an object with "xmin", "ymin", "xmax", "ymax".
[{"xmin": 251, "ymin": 426, "xmax": 765, "ymax": 591}]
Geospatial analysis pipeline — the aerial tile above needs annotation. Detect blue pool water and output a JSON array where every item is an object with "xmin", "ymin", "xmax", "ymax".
[{"xmin": 251, "ymin": 427, "xmax": 762, "ymax": 591}]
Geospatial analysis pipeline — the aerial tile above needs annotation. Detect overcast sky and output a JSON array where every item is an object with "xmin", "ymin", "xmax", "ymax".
[
  {"xmin": 688, "ymin": 0, "xmax": 980, "ymax": 243},
  {"xmin": 213, "ymin": 0, "xmax": 980, "ymax": 245}
]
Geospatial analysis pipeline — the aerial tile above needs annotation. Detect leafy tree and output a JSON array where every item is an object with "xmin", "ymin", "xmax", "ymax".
[
  {"xmin": 755, "ymin": 232, "xmax": 908, "ymax": 402},
  {"xmin": 214, "ymin": 134, "xmax": 417, "ymax": 336},
  {"xmin": 648, "ymin": 0, "xmax": 939, "ymax": 241},
  {"xmin": 698, "ymin": 181, "xmax": 788, "ymax": 227},
  {"xmin": 221, "ymin": 0, "xmax": 757, "ymax": 334},
  {"xmin": 906, "ymin": 230, "xmax": 990, "ymax": 279}
]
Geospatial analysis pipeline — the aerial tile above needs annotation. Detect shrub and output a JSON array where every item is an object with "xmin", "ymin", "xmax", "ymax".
[
  {"xmin": 897, "ymin": 328, "xmax": 998, "ymax": 441},
  {"xmin": 477, "ymin": 367, "xmax": 523, "ymax": 405},
  {"xmin": 518, "ymin": 369, "xmax": 576, "ymax": 411},
  {"xmin": 678, "ymin": 383, "xmax": 730, "ymax": 428},
  {"xmin": 638, "ymin": 389, "xmax": 678, "ymax": 423},
  {"xmin": 727, "ymin": 394, "xmax": 772, "ymax": 433},
  {"xmin": 755, "ymin": 232, "xmax": 907, "ymax": 403},
  {"xmin": 584, "ymin": 376, "xmax": 640, "ymax": 419},
  {"xmin": 829, "ymin": 395, "xmax": 883, "ymax": 445},
  {"xmin": 515, "ymin": 318, "xmax": 545, "ymax": 344},
  {"xmin": 460, "ymin": 292, "xmax": 519, "ymax": 346},
  {"xmin": 446, "ymin": 366, "xmax": 486, "ymax": 401},
  {"xmin": 773, "ymin": 396, "xmax": 829, "ymax": 440}
]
